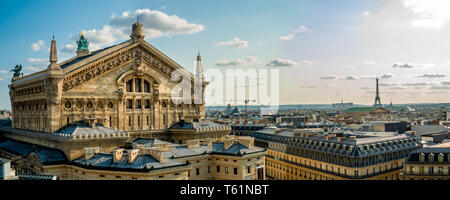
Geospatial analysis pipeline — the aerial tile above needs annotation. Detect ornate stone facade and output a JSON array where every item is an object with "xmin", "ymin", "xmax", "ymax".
[{"xmin": 9, "ymin": 22, "xmax": 207, "ymax": 138}]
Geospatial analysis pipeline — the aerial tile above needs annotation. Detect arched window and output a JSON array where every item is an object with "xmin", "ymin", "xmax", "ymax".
[
  {"xmin": 135, "ymin": 78, "xmax": 142, "ymax": 92},
  {"xmin": 144, "ymin": 81, "xmax": 150, "ymax": 93},
  {"xmin": 126, "ymin": 80, "xmax": 133, "ymax": 92}
]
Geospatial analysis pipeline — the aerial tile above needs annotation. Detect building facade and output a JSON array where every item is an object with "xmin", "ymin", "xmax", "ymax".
[
  {"xmin": 402, "ymin": 147, "xmax": 450, "ymax": 180},
  {"xmin": 8, "ymin": 22, "xmax": 206, "ymax": 138},
  {"xmin": 253, "ymin": 128, "xmax": 421, "ymax": 180}
]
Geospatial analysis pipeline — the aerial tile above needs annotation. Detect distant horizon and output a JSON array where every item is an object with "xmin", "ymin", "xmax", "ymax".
[{"xmin": 205, "ymin": 102, "xmax": 450, "ymax": 107}]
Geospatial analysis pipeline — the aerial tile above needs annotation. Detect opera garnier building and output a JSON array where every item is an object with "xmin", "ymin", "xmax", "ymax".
[{"xmin": 0, "ymin": 22, "xmax": 266, "ymax": 180}]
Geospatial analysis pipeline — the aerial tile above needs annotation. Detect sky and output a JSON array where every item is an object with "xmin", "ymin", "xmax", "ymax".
[{"xmin": 0, "ymin": 0, "xmax": 449, "ymax": 109}]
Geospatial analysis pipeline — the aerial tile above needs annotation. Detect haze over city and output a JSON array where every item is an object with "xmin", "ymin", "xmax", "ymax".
[{"xmin": 0, "ymin": 0, "xmax": 449, "ymax": 109}]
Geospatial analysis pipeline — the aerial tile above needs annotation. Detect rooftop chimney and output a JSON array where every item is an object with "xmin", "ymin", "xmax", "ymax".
[
  {"xmin": 205, "ymin": 138, "xmax": 213, "ymax": 147},
  {"xmin": 140, "ymin": 149, "xmax": 163, "ymax": 162},
  {"xmin": 127, "ymin": 149, "xmax": 139, "ymax": 163},
  {"xmin": 84, "ymin": 147, "xmax": 100, "ymax": 159},
  {"xmin": 237, "ymin": 136, "xmax": 254, "ymax": 149},
  {"xmin": 186, "ymin": 139, "xmax": 200, "ymax": 149},
  {"xmin": 113, "ymin": 148, "xmax": 124, "ymax": 163},
  {"xmin": 224, "ymin": 138, "xmax": 235, "ymax": 150}
]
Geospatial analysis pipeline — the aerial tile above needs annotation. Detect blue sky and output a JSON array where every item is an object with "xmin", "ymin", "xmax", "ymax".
[{"xmin": 1, "ymin": 0, "xmax": 449, "ymax": 109}]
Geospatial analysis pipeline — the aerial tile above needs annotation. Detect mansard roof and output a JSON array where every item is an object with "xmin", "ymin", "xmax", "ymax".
[
  {"xmin": 72, "ymin": 153, "xmax": 186, "ymax": 172},
  {"xmin": 55, "ymin": 123, "xmax": 129, "ymax": 140},
  {"xmin": 0, "ymin": 138, "xmax": 67, "ymax": 165},
  {"xmin": 253, "ymin": 128, "xmax": 421, "ymax": 158},
  {"xmin": 170, "ymin": 120, "xmax": 231, "ymax": 132},
  {"xmin": 406, "ymin": 147, "xmax": 450, "ymax": 163}
]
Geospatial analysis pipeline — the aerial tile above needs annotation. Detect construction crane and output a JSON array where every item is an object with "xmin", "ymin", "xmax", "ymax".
[{"xmin": 244, "ymin": 99, "xmax": 256, "ymax": 115}]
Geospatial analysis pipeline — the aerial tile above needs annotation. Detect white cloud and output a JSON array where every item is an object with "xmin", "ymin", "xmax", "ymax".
[
  {"xmin": 23, "ymin": 65, "xmax": 46, "ymax": 73},
  {"xmin": 111, "ymin": 9, "xmax": 204, "ymax": 38},
  {"xmin": 341, "ymin": 75, "xmax": 359, "ymax": 80},
  {"xmin": 215, "ymin": 56, "xmax": 260, "ymax": 67},
  {"xmin": 31, "ymin": 40, "xmax": 45, "ymax": 51},
  {"xmin": 415, "ymin": 73, "xmax": 448, "ymax": 78},
  {"xmin": 279, "ymin": 25, "xmax": 312, "ymax": 41},
  {"xmin": 60, "ymin": 9, "xmax": 205, "ymax": 55},
  {"xmin": 301, "ymin": 60, "xmax": 313, "ymax": 65},
  {"xmin": 403, "ymin": 0, "xmax": 450, "ymax": 29},
  {"xmin": 215, "ymin": 37, "xmax": 248, "ymax": 48},
  {"xmin": 266, "ymin": 59, "xmax": 298, "ymax": 67},
  {"xmin": 279, "ymin": 34, "xmax": 295, "ymax": 41},
  {"xmin": 319, "ymin": 75, "xmax": 337, "ymax": 80},
  {"xmin": 62, "ymin": 43, "xmax": 77, "ymax": 54},
  {"xmin": 364, "ymin": 61, "xmax": 375, "ymax": 65},
  {"xmin": 379, "ymin": 83, "xmax": 398, "ymax": 87},
  {"xmin": 380, "ymin": 73, "xmax": 395, "ymax": 79},
  {"xmin": 293, "ymin": 25, "xmax": 313, "ymax": 34},
  {"xmin": 402, "ymin": 82, "xmax": 430, "ymax": 86},
  {"xmin": 363, "ymin": 11, "xmax": 371, "ymax": 16},
  {"xmin": 79, "ymin": 25, "xmax": 129, "ymax": 51},
  {"xmin": 23, "ymin": 58, "xmax": 49, "ymax": 73},
  {"xmin": 27, "ymin": 58, "xmax": 48, "ymax": 65},
  {"xmin": 360, "ymin": 75, "xmax": 376, "ymax": 80},
  {"xmin": 393, "ymin": 62, "xmax": 434, "ymax": 68},
  {"xmin": 0, "ymin": 70, "xmax": 8, "ymax": 74}
]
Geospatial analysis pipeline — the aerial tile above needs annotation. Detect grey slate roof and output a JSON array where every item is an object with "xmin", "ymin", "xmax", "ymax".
[
  {"xmin": 254, "ymin": 128, "xmax": 420, "ymax": 158},
  {"xmin": 170, "ymin": 121, "xmax": 230, "ymax": 131},
  {"xmin": 55, "ymin": 123, "xmax": 129, "ymax": 139},
  {"xmin": 406, "ymin": 147, "xmax": 450, "ymax": 163},
  {"xmin": 0, "ymin": 138, "xmax": 67, "ymax": 165},
  {"xmin": 19, "ymin": 174, "xmax": 57, "ymax": 180},
  {"xmin": 73, "ymin": 153, "xmax": 185, "ymax": 171},
  {"xmin": 60, "ymin": 44, "xmax": 120, "ymax": 70}
]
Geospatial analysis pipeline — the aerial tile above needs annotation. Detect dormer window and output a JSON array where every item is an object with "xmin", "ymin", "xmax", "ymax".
[
  {"xmin": 428, "ymin": 153, "xmax": 434, "ymax": 162},
  {"xmin": 438, "ymin": 153, "xmax": 444, "ymax": 163},
  {"xmin": 419, "ymin": 153, "xmax": 425, "ymax": 162}
]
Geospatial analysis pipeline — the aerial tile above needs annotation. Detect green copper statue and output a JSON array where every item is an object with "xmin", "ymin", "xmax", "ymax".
[
  {"xmin": 76, "ymin": 32, "xmax": 89, "ymax": 52},
  {"xmin": 11, "ymin": 64, "xmax": 22, "ymax": 78}
]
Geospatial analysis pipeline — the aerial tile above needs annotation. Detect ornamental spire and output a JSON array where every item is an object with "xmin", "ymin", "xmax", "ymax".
[
  {"xmin": 195, "ymin": 52, "xmax": 204, "ymax": 84},
  {"xmin": 48, "ymin": 37, "xmax": 61, "ymax": 70}
]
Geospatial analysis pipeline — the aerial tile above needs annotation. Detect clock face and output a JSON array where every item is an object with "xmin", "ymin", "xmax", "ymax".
[
  {"xmin": 108, "ymin": 102, "xmax": 114, "ymax": 109},
  {"xmin": 65, "ymin": 102, "xmax": 71, "ymax": 109}
]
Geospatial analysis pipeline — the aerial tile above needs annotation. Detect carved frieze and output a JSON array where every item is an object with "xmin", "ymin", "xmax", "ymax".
[{"xmin": 62, "ymin": 45, "xmax": 184, "ymax": 92}]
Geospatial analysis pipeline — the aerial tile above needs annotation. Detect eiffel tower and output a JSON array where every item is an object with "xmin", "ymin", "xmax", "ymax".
[{"xmin": 374, "ymin": 78, "xmax": 382, "ymax": 107}]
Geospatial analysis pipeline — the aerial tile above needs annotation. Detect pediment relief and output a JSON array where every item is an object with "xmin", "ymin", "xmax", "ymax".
[{"xmin": 62, "ymin": 43, "xmax": 194, "ymax": 92}]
